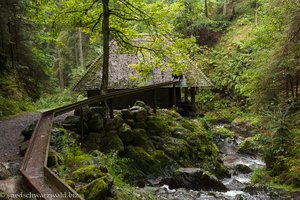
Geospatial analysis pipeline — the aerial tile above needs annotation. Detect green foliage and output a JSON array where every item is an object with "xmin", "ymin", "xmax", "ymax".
[
  {"xmin": 0, "ymin": 95, "xmax": 34, "ymax": 118},
  {"xmin": 252, "ymin": 102, "xmax": 300, "ymax": 188},
  {"xmin": 34, "ymin": 89, "xmax": 84, "ymax": 111}
]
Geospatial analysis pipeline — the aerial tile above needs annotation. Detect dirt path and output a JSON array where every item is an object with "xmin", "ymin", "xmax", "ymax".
[{"xmin": 0, "ymin": 113, "xmax": 40, "ymax": 162}]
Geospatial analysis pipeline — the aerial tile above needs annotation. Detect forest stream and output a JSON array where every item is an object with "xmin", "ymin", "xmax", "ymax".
[{"xmin": 142, "ymin": 123, "xmax": 295, "ymax": 200}]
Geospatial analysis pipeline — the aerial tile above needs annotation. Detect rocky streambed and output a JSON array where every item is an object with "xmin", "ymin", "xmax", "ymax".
[{"xmin": 142, "ymin": 123, "xmax": 296, "ymax": 200}]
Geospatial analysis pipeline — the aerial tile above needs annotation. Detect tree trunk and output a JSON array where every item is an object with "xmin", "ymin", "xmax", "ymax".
[
  {"xmin": 78, "ymin": 28, "xmax": 84, "ymax": 67},
  {"xmin": 101, "ymin": 0, "xmax": 110, "ymax": 94},
  {"xmin": 8, "ymin": 21, "xmax": 15, "ymax": 71},
  {"xmin": 255, "ymin": 1, "xmax": 259, "ymax": 26},
  {"xmin": 296, "ymin": 70, "xmax": 299, "ymax": 97},
  {"xmin": 57, "ymin": 47, "xmax": 65, "ymax": 90},
  {"xmin": 74, "ymin": 41, "xmax": 78, "ymax": 67},
  {"xmin": 204, "ymin": 0, "xmax": 208, "ymax": 18},
  {"xmin": 223, "ymin": 3, "xmax": 227, "ymax": 16}
]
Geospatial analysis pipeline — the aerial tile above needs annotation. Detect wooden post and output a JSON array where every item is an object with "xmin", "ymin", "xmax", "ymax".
[
  {"xmin": 108, "ymin": 99, "xmax": 114, "ymax": 118},
  {"xmin": 191, "ymin": 87, "xmax": 196, "ymax": 106},
  {"xmin": 80, "ymin": 107, "xmax": 84, "ymax": 144},
  {"xmin": 172, "ymin": 84, "xmax": 176, "ymax": 107},
  {"xmin": 184, "ymin": 87, "xmax": 189, "ymax": 102},
  {"xmin": 152, "ymin": 89, "xmax": 157, "ymax": 113}
]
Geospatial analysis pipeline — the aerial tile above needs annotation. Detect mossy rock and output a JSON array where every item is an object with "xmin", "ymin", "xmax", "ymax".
[
  {"xmin": 124, "ymin": 146, "xmax": 161, "ymax": 176},
  {"xmin": 88, "ymin": 114, "xmax": 104, "ymax": 132},
  {"xmin": 238, "ymin": 138, "xmax": 258, "ymax": 154},
  {"xmin": 105, "ymin": 116, "xmax": 124, "ymax": 130},
  {"xmin": 74, "ymin": 105, "xmax": 93, "ymax": 120},
  {"xmin": 99, "ymin": 134, "xmax": 124, "ymax": 153},
  {"xmin": 64, "ymin": 179, "xmax": 75, "ymax": 189},
  {"xmin": 153, "ymin": 150, "xmax": 177, "ymax": 172},
  {"xmin": 134, "ymin": 100, "xmax": 146, "ymax": 108},
  {"xmin": 134, "ymin": 122, "xmax": 147, "ymax": 129},
  {"xmin": 47, "ymin": 148, "xmax": 64, "ymax": 167},
  {"xmin": 121, "ymin": 109, "xmax": 133, "ymax": 119},
  {"xmin": 78, "ymin": 175, "xmax": 113, "ymax": 200},
  {"xmin": 90, "ymin": 106, "xmax": 107, "ymax": 117},
  {"xmin": 132, "ymin": 129, "xmax": 148, "ymax": 146},
  {"xmin": 70, "ymin": 154, "xmax": 94, "ymax": 167},
  {"xmin": 19, "ymin": 140, "xmax": 29, "ymax": 156},
  {"xmin": 131, "ymin": 106, "xmax": 148, "ymax": 122},
  {"xmin": 62, "ymin": 116, "xmax": 80, "ymax": 132},
  {"xmin": 118, "ymin": 123, "xmax": 134, "ymax": 144},
  {"xmin": 162, "ymin": 138, "xmax": 191, "ymax": 166},
  {"xmin": 84, "ymin": 132, "xmax": 103, "ymax": 150},
  {"xmin": 72, "ymin": 165, "xmax": 104, "ymax": 182},
  {"xmin": 124, "ymin": 119, "xmax": 135, "ymax": 127},
  {"xmin": 146, "ymin": 116, "xmax": 171, "ymax": 136},
  {"xmin": 213, "ymin": 127, "xmax": 235, "ymax": 138},
  {"xmin": 204, "ymin": 109, "xmax": 238, "ymax": 124}
]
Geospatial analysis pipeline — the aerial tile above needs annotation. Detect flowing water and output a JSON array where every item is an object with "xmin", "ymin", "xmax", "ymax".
[{"xmin": 142, "ymin": 124, "xmax": 295, "ymax": 200}]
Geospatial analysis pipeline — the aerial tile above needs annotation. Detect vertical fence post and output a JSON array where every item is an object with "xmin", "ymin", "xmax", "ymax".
[
  {"xmin": 191, "ymin": 87, "xmax": 196, "ymax": 106},
  {"xmin": 184, "ymin": 87, "xmax": 189, "ymax": 102},
  {"xmin": 80, "ymin": 106, "xmax": 84, "ymax": 145},
  {"xmin": 172, "ymin": 84, "xmax": 176, "ymax": 107},
  {"xmin": 153, "ymin": 89, "xmax": 157, "ymax": 113},
  {"xmin": 109, "ymin": 99, "xmax": 114, "ymax": 118}
]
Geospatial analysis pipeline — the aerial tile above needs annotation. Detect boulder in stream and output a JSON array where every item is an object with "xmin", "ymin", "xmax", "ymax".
[{"xmin": 163, "ymin": 168, "xmax": 227, "ymax": 192}]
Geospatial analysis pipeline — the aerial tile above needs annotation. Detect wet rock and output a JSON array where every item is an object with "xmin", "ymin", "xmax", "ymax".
[
  {"xmin": 0, "ymin": 163, "xmax": 11, "ymax": 180},
  {"xmin": 62, "ymin": 116, "xmax": 80, "ymax": 131},
  {"xmin": 78, "ymin": 175, "xmax": 113, "ymax": 200},
  {"xmin": 131, "ymin": 106, "xmax": 148, "ymax": 122},
  {"xmin": 231, "ymin": 120, "xmax": 255, "ymax": 137},
  {"xmin": 163, "ymin": 168, "xmax": 227, "ymax": 192},
  {"xmin": 121, "ymin": 109, "xmax": 133, "ymax": 119},
  {"xmin": 234, "ymin": 164, "xmax": 252, "ymax": 174},
  {"xmin": 223, "ymin": 178, "xmax": 247, "ymax": 190},
  {"xmin": 118, "ymin": 123, "xmax": 134, "ymax": 144},
  {"xmin": 19, "ymin": 140, "xmax": 29, "ymax": 156},
  {"xmin": 105, "ymin": 116, "xmax": 123, "ymax": 130},
  {"xmin": 21, "ymin": 121, "xmax": 37, "ymax": 140},
  {"xmin": 88, "ymin": 114, "xmax": 104, "ymax": 132}
]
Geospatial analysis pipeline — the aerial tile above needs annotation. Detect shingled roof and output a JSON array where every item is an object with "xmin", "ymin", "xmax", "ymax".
[{"xmin": 73, "ymin": 41, "xmax": 212, "ymax": 91}]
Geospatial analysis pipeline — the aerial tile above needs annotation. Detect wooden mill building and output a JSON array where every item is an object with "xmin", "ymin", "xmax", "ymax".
[{"xmin": 73, "ymin": 40, "xmax": 212, "ymax": 113}]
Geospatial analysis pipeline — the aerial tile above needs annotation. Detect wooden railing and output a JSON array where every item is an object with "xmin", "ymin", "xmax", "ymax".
[{"xmin": 20, "ymin": 80, "xmax": 179, "ymax": 200}]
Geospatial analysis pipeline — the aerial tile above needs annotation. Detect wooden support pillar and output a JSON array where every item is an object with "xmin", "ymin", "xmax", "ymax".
[
  {"xmin": 191, "ymin": 87, "xmax": 196, "ymax": 106},
  {"xmin": 172, "ymin": 84, "xmax": 176, "ymax": 107},
  {"xmin": 80, "ymin": 107, "xmax": 84, "ymax": 144},
  {"xmin": 108, "ymin": 99, "xmax": 114, "ymax": 118},
  {"xmin": 184, "ymin": 87, "xmax": 189, "ymax": 102},
  {"xmin": 152, "ymin": 89, "xmax": 157, "ymax": 113}
]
